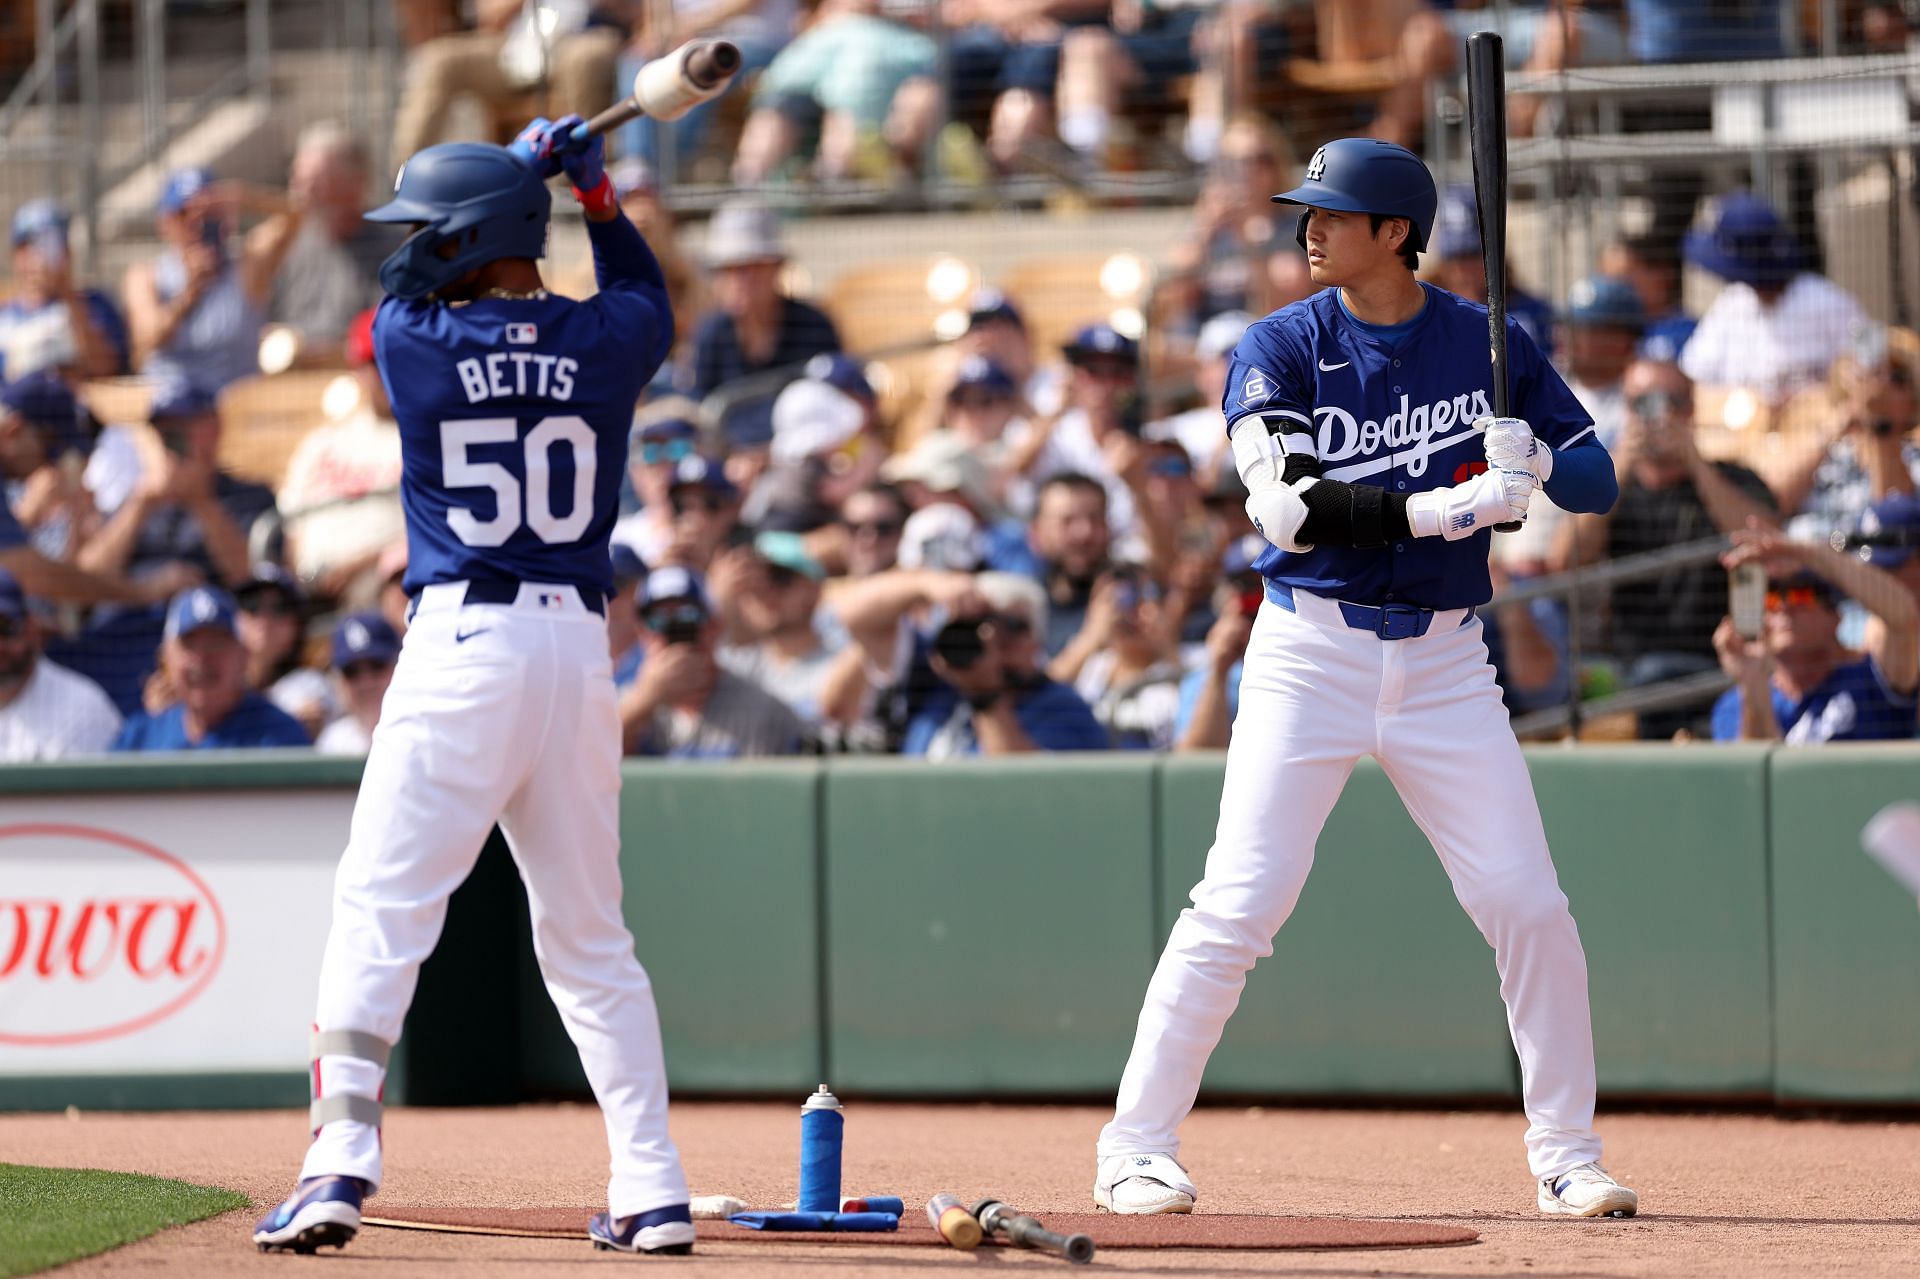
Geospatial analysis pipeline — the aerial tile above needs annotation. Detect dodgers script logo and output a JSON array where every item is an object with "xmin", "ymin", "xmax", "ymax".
[{"xmin": 1314, "ymin": 387, "xmax": 1493, "ymax": 477}]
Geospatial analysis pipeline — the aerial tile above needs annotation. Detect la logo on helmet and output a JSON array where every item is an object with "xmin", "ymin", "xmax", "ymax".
[{"xmin": 1306, "ymin": 147, "xmax": 1327, "ymax": 182}]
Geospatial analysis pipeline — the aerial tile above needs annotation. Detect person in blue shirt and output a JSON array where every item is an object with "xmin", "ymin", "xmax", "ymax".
[
  {"xmin": 1711, "ymin": 531, "xmax": 1919, "ymax": 742},
  {"xmin": 0, "ymin": 200, "xmax": 129, "ymax": 380},
  {"xmin": 112, "ymin": 585, "xmax": 310, "ymax": 751},
  {"xmin": 609, "ymin": 542, "xmax": 647, "ymax": 689},
  {"xmin": 902, "ymin": 570, "xmax": 1109, "ymax": 757}
]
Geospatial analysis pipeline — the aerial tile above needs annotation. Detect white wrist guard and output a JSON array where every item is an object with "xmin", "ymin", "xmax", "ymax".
[{"xmin": 1232, "ymin": 417, "xmax": 1313, "ymax": 553}]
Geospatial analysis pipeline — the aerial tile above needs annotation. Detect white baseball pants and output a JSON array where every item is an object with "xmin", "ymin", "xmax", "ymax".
[
  {"xmin": 1100, "ymin": 587, "xmax": 1603, "ymax": 1181},
  {"xmin": 301, "ymin": 581, "xmax": 689, "ymax": 1219}
]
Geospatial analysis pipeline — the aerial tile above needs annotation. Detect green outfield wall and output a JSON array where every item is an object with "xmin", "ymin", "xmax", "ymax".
[{"xmin": 2, "ymin": 747, "xmax": 1917, "ymax": 1110}]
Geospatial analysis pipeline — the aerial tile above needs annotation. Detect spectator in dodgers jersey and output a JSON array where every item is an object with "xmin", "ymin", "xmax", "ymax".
[
  {"xmin": 113, "ymin": 586, "xmax": 311, "ymax": 751},
  {"xmin": 314, "ymin": 612, "xmax": 400, "ymax": 756},
  {"xmin": 620, "ymin": 566, "xmax": 810, "ymax": 757},
  {"xmin": 0, "ymin": 570, "xmax": 121, "ymax": 760},
  {"xmin": 1712, "ymin": 530, "xmax": 1919, "ymax": 743},
  {"xmin": 0, "ymin": 199, "xmax": 129, "ymax": 380}
]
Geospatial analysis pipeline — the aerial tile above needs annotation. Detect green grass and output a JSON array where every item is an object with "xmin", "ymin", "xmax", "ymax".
[{"xmin": 0, "ymin": 1163, "xmax": 248, "ymax": 1278}]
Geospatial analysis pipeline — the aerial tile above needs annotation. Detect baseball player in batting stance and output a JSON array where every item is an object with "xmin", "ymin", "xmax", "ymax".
[
  {"xmin": 253, "ymin": 120, "xmax": 696, "ymax": 1256},
  {"xmin": 1094, "ymin": 139, "xmax": 1639, "ymax": 1220}
]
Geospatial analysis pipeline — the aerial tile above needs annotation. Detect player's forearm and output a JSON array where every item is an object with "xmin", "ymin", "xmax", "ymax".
[
  {"xmin": 588, "ymin": 208, "xmax": 669, "ymax": 295},
  {"xmin": 1538, "ymin": 440, "xmax": 1618, "ymax": 515}
]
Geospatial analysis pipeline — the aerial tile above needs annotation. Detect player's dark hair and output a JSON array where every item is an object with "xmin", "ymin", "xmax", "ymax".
[
  {"xmin": 1368, "ymin": 214, "xmax": 1420, "ymax": 271},
  {"xmin": 1037, "ymin": 471, "xmax": 1109, "ymax": 512}
]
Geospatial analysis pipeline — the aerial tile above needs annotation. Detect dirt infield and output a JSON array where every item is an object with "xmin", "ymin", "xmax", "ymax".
[{"xmin": 5, "ymin": 1101, "xmax": 1918, "ymax": 1276}]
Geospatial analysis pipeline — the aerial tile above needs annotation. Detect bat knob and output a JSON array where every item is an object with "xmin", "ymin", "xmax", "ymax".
[{"xmin": 685, "ymin": 40, "xmax": 742, "ymax": 88}]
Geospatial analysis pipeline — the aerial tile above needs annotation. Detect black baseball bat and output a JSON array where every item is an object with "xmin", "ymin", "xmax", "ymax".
[
  {"xmin": 1465, "ymin": 29, "xmax": 1520, "ymax": 532},
  {"xmin": 972, "ymin": 1199, "xmax": 1095, "ymax": 1265}
]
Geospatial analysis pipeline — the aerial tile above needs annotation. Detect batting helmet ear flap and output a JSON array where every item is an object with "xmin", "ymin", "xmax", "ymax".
[{"xmin": 1294, "ymin": 209, "xmax": 1311, "ymax": 252}]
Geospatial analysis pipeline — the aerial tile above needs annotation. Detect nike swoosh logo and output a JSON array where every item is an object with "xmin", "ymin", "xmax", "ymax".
[
  {"xmin": 1318, "ymin": 359, "xmax": 1349, "ymax": 371},
  {"xmin": 455, "ymin": 627, "xmax": 490, "ymax": 643}
]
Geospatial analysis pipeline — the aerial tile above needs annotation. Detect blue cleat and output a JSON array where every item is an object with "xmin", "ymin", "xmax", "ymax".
[
  {"xmin": 252, "ymin": 1175, "xmax": 366, "ymax": 1253},
  {"xmin": 588, "ymin": 1203, "xmax": 696, "ymax": 1255}
]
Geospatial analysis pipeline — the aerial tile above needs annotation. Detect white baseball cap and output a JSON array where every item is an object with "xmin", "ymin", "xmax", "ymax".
[
  {"xmin": 897, "ymin": 503, "xmax": 985, "ymax": 572},
  {"xmin": 770, "ymin": 377, "xmax": 865, "ymax": 464},
  {"xmin": 1195, "ymin": 310, "xmax": 1253, "ymax": 362}
]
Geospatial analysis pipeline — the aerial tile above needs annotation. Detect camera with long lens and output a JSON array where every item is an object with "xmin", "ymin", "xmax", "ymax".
[
  {"xmin": 644, "ymin": 599, "xmax": 708, "ymax": 645},
  {"xmin": 932, "ymin": 616, "xmax": 990, "ymax": 669}
]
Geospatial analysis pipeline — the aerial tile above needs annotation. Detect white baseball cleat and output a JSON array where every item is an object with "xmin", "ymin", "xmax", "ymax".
[
  {"xmin": 1094, "ymin": 1153, "xmax": 1197, "ymax": 1215},
  {"xmin": 1537, "ymin": 1163, "xmax": 1638, "ymax": 1218}
]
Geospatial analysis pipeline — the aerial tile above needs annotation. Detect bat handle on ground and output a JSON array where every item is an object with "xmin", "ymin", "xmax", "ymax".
[
  {"xmin": 572, "ymin": 39, "xmax": 742, "ymax": 140},
  {"xmin": 925, "ymin": 1193, "xmax": 983, "ymax": 1249},
  {"xmin": 973, "ymin": 1199, "xmax": 1095, "ymax": 1264}
]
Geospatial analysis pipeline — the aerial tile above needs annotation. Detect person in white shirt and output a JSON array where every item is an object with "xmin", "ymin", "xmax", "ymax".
[
  {"xmin": 1004, "ymin": 323, "xmax": 1145, "ymax": 536},
  {"xmin": 313, "ymin": 611, "xmax": 399, "ymax": 756},
  {"xmin": 0, "ymin": 569, "xmax": 121, "ymax": 760},
  {"xmin": 1678, "ymin": 193, "xmax": 1869, "ymax": 403}
]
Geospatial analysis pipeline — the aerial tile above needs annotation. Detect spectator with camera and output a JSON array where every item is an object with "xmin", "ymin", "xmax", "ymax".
[
  {"xmin": 620, "ymin": 565, "xmax": 811, "ymax": 757},
  {"xmin": 114, "ymin": 585, "xmax": 310, "ymax": 750},
  {"xmin": 607, "ymin": 544, "xmax": 649, "ymax": 690},
  {"xmin": 0, "ymin": 569, "xmax": 121, "ymax": 760},
  {"xmin": 125, "ymin": 168, "xmax": 304, "ymax": 392},
  {"xmin": 904, "ymin": 570, "xmax": 1108, "ymax": 756},
  {"xmin": 1776, "ymin": 339, "xmax": 1919, "ymax": 546},
  {"xmin": 718, "ymin": 531, "xmax": 845, "ymax": 728},
  {"xmin": 1711, "ymin": 529, "xmax": 1919, "ymax": 742},
  {"xmin": 314, "ymin": 612, "xmax": 401, "ymax": 756},
  {"xmin": 1560, "ymin": 358, "xmax": 1778, "ymax": 738},
  {"xmin": 1052, "ymin": 566, "xmax": 1185, "ymax": 750},
  {"xmin": 1, "ymin": 200, "xmax": 128, "ymax": 381}
]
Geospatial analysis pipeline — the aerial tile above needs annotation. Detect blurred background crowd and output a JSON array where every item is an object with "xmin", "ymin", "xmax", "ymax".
[{"xmin": 0, "ymin": 0, "xmax": 1917, "ymax": 759}]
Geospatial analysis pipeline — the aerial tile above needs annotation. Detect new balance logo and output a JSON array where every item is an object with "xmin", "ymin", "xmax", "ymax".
[
  {"xmin": 1449, "ymin": 513, "xmax": 1476, "ymax": 533},
  {"xmin": 1134, "ymin": 1158, "xmax": 1154, "ymax": 1167},
  {"xmin": 505, "ymin": 322, "xmax": 538, "ymax": 345}
]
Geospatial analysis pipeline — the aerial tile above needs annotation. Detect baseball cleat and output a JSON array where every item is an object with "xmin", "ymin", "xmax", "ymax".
[
  {"xmin": 252, "ymin": 1175, "xmax": 366, "ymax": 1253},
  {"xmin": 588, "ymin": 1204, "xmax": 697, "ymax": 1255},
  {"xmin": 1094, "ymin": 1152, "xmax": 1197, "ymax": 1215},
  {"xmin": 1538, "ymin": 1163, "xmax": 1638, "ymax": 1218}
]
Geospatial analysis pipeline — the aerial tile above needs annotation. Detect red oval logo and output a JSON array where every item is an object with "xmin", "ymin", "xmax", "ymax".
[{"xmin": 0, "ymin": 823, "xmax": 228, "ymax": 1046}]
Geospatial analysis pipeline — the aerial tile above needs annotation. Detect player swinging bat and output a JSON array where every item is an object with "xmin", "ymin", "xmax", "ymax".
[{"xmin": 1090, "ymin": 47, "xmax": 1641, "ymax": 1223}]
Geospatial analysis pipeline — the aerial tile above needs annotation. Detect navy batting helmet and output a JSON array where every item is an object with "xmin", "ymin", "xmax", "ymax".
[
  {"xmin": 365, "ymin": 143, "xmax": 551, "ymax": 301},
  {"xmin": 1269, "ymin": 138, "xmax": 1439, "ymax": 254}
]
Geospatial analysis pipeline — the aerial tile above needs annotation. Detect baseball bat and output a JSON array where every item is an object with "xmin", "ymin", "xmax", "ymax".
[
  {"xmin": 572, "ymin": 40, "xmax": 741, "ymax": 139},
  {"xmin": 972, "ymin": 1199, "xmax": 1095, "ymax": 1265},
  {"xmin": 924, "ymin": 1193, "xmax": 983, "ymax": 1250},
  {"xmin": 1465, "ymin": 29, "xmax": 1520, "ymax": 532}
]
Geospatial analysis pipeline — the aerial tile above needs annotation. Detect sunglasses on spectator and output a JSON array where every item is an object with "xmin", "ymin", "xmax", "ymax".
[
  {"xmin": 949, "ymin": 389, "xmax": 1012, "ymax": 409},
  {"xmin": 640, "ymin": 437, "xmax": 696, "ymax": 466},
  {"xmin": 1629, "ymin": 391, "xmax": 1692, "ymax": 420},
  {"xmin": 670, "ymin": 491, "xmax": 726, "ymax": 516},
  {"xmin": 642, "ymin": 601, "xmax": 709, "ymax": 632},
  {"xmin": 1148, "ymin": 456, "xmax": 1192, "ymax": 478},
  {"xmin": 846, "ymin": 518, "xmax": 902, "ymax": 538},
  {"xmin": 342, "ymin": 659, "xmax": 392, "ymax": 681},
  {"xmin": 1765, "ymin": 585, "xmax": 1828, "ymax": 612}
]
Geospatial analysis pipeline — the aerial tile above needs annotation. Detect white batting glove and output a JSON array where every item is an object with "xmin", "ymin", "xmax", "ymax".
[
  {"xmin": 1405, "ymin": 468, "xmax": 1533, "ymax": 540},
  {"xmin": 1475, "ymin": 415, "xmax": 1552, "ymax": 484}
]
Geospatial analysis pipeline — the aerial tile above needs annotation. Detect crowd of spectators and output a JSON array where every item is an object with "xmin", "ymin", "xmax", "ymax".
[{"xmin": 0, "ymin": 0, "xmax": 1917, "ymax": 759}]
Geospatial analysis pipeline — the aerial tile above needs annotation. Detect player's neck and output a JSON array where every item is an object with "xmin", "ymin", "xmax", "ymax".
[
  {"xmin": 1337, "ymin": 272, "xmax": 1425, "ymax": 327},
  {"xmin": 458, "ymin": 259, "xmax": 545, "ymax": 299}
]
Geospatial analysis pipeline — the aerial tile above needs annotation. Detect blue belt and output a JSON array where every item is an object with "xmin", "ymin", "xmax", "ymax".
[
  {"xmin": 1264, "ymin": 580, "xmax": 1471, "ymax": 641},
  {"xmin": 414, "ymin": 578, "xmax": 607, "ymax": 618}
]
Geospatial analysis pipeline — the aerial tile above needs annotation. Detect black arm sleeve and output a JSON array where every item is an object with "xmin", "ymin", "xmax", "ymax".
[{"xmin": 1296, "ymin": 477, "xmax": 1411, "ymax": 547}]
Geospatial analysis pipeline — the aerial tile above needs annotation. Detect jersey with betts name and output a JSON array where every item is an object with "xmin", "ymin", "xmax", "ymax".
[
  {"xmin": 1224, "ymin": 282, "xmax": 1594, "ymax": 610},
  {"xmin": 375, "ymin": 250, "xmax": 670, "ymax": 603}
]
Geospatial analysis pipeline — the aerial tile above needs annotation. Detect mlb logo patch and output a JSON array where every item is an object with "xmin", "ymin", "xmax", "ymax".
[
  {"xmin": 1239, "ymin": 370, "xmax": 1271, "ymax": 407},
  {"xmin": 506, "ymin": 322, "xmax": 538, "ymax": 345},
  {"xmin": 536, "ymin": 591, "xmax": 563, "ymax": 609}
]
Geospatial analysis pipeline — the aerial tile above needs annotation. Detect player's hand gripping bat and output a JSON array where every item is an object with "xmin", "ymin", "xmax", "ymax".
[
  {"xmin": 570, "ymin": 39, "xmax": 742, "ymax": 139},
  {"xmin": 971, "ymin": 1199, "xmax": 1095, "ymax": 1264},
  {"xmin": 1466, "ymin": 30, "xmax": 1522, "ymax": 532}
]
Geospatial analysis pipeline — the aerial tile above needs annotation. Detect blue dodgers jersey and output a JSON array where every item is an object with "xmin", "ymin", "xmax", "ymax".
[
  {"xmin": 1223, "ymin": 283, "xmax": 1596, "ymax": 610},
  {"xmin": 1711, "ymin": 656, "xmax": 1918, "ymax": 743},
  {"xmin": 112, "ymin": 692, "xmax": 311, "ymax": 751},
  {"xmin": 375, "ymin": 275, "xmax": 669, "ymax": 603}
]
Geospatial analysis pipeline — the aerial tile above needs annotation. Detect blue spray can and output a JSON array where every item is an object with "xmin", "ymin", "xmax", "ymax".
[{"xmin": 797, "ymin": 1084, "xmax": 844, "ymax": 1211}]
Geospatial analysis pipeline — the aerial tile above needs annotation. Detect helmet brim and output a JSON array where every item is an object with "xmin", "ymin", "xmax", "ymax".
[
  {"xmin": 1269, "ymin": 184, "xmax": 1377, "ymax": 213},
  {"xmin": 365, "ymin": 195, "xmax": 443, "ymax": 226}
]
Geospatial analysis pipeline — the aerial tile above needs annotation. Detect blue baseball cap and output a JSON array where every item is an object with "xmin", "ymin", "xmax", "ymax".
[
  {"xmin": 640, "ymin": 564, "xmax": 710, "ymax": 610},
  {"xmin": 1561, "ymin": 274, "xmax": 1645, "ymax": 332},
  {"xmin": 164, "ymin": 585, "xmax": 240, "ymax": 642},
  {"xmin": 1855, "ymin": 494, "xmax": 1920, "ymax": 569},
  {"xmin": 158, "ymin": 167, "xmax": 216, "ymax": 215},
  {"xmin": 949, "ymin": 354, "xmax": 1015, "ymax": 396},
  {"xmin": 609, "ymin": 543, "xmax": 647, "ymax": 585},
  {"xmin": 965, "ymin": 288, "xmax": 1024, "ymax": 331},
  {"xmin": 149, "ymin": 379, "xmax": 219, "ymax": 422},
  {"xmin": 1062, "ymin": 323, "xmax": 1139, "ymax": 366},
  {"xmin": 0, "ymin": 370, "xmax": 79, "ymax": 434},
  {"xmin": 1431, "ymin": 184, "xmax": 1480, "ymax": 259},
  {"xmin": 667, "ymin": 454, "xmax": 737, "ymax": 497},
  {"xmin": 803, "ymin": 352, "xmax": 874, "ymax": 402},
  {"xmin": 331, "ymin": 611, "xmax": 401, "ymax": 669},
  {"xmin": 1683, "ymin": 192, "xmax": 1802, "ymax": 287},
  {"xmin": 10, "ymin": 199, "xmax": 68, "ymax": 248},
  {"xmin": 235, "ymin": 562, "xmax": 305, "ymax": 605},
  {"xmin": 631, "ymin": 414, "xmax": 698, "ymax": 444},
  {"xmin": 0, "ymin": 569, "xmax": 26, "ymax": 621}
]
